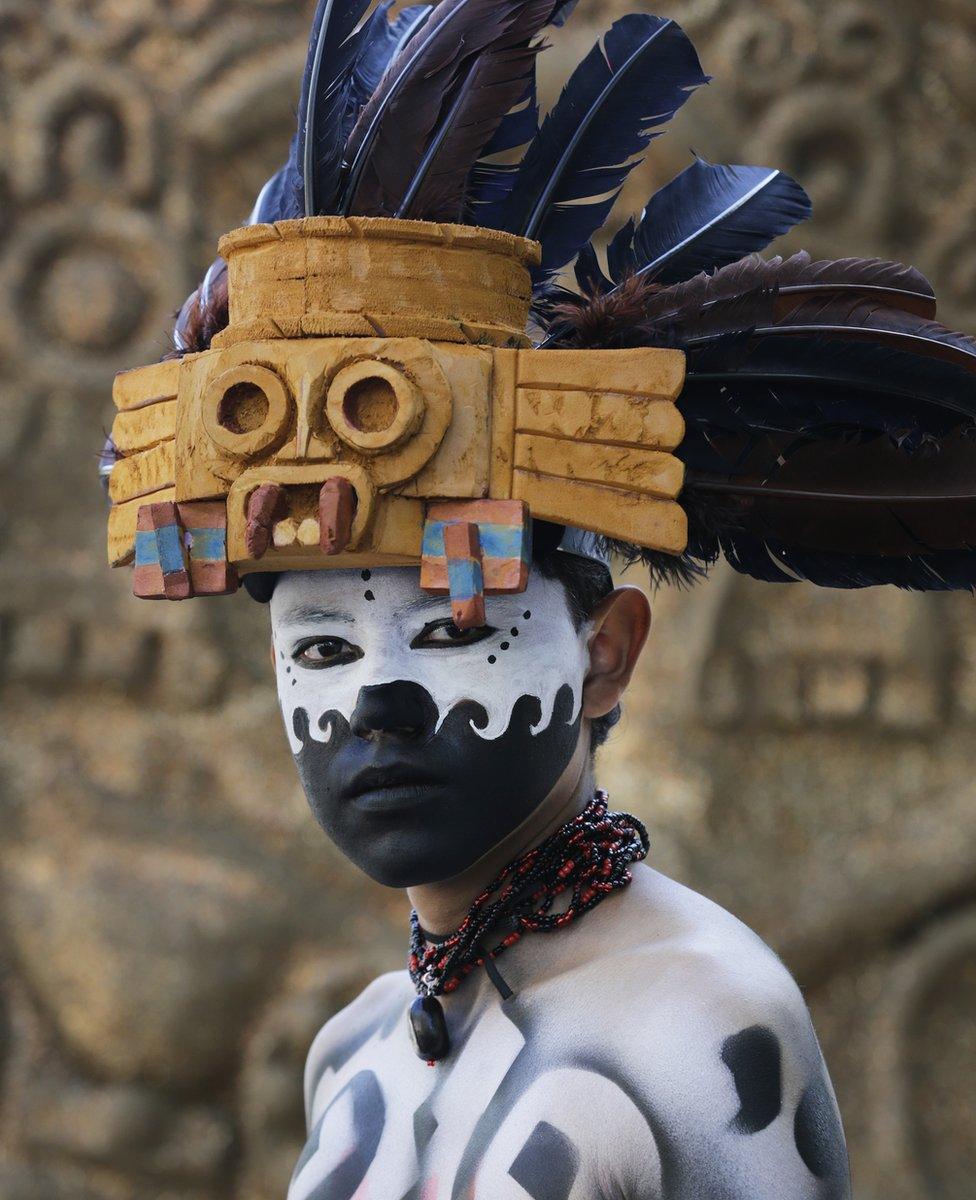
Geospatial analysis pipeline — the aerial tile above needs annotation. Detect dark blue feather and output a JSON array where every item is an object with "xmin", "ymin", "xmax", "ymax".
[
  {"xmin": 606, "ymin": 216, "xmax": 637, "ymax": 281},
  {"xmin": 247, "ymin": 139, "xmax": 304, "ymax": 223},
  {"xmin": 467, "ymin": 73, "xmax": 539, "ymax": 225},
  {"xmin": 298, "ymin": 0, "xmax": 374, "ymax": 216},
  {"xmin": 348, "ymin": 3, "xmax": 432, "ymax": 115},
  {"xmin": 498, "ymin": 14, "xmax": 708, "ymax": 276},
  {"xmin": 549, "ymin": 0, "xmax": 578, "ymax": 24},
  {"xmin": 574, "ymin": 241, "xmax": 612, "ymax": 294},
  {"xmin": 621, "ymin": 157, "xmax": 811, "ymax": 285}
]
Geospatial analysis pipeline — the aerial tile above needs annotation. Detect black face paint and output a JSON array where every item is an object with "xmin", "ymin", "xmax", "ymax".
[
  {"xmin": 272, "ymin": 568, "xmax": 590, "ymax": 887},
  {"xmin": 291, "ymin": 684, "xmax": 581, "ymax": 887}
]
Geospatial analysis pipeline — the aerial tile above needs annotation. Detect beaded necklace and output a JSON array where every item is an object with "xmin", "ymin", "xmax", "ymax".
[{"xmin": 407, "ymin": 790, "xmax": 649, "ymax": 1064}]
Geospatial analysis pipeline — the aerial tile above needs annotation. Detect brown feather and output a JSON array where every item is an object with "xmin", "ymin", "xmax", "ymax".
[{"xmin": 166, "ymin": 273, "xmax": 230, "ymax": 359}]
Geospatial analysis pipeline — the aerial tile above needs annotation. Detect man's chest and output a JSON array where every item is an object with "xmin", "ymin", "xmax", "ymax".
[{"xmin": 287, "ymin": 996, "xmax": 655, "ymax": 1200}]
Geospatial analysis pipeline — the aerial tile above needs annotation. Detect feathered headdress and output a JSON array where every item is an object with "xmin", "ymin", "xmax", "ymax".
[{"xmin": 103, "ymin": 0, "xmax": 976, "ymax": 625}]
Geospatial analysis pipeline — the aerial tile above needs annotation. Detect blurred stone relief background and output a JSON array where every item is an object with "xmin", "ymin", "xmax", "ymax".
[{"xmin": 1, "ymin": 0, "xmax": 974, "ymax": 1195}]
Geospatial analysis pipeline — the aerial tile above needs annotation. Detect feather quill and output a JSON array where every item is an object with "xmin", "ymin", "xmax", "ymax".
[{"xmin": 499, "ymin": 13, "xmax": 708, "ymax": 276}]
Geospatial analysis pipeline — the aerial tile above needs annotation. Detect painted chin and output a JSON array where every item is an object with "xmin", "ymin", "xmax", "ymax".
[{"xmin": 290, "ymin": 689, "xmax": 582, "ymax": 887}]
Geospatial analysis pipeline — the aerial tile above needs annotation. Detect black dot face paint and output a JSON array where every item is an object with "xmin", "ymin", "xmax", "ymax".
[
  {"xmin": 364, "ymin": 589, "xmax": 375, "ymax": 602},
  {"xmin": 270, "ymin": 568, "xmax": 589, "ymax": 887}
]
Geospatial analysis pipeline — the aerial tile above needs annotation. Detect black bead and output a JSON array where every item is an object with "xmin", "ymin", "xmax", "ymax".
[{"xmin": 409, "ymin": 995, "xmax": 450, "ymax": 1062}]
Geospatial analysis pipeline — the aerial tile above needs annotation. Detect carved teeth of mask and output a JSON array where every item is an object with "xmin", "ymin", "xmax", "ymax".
[
  {"xmin": 273, "ymin": 518, "xmax": 298, "ymax": 547},
  {"xmin": 296, "ymin": 518, "xmax": 320, "ymax": 546}
]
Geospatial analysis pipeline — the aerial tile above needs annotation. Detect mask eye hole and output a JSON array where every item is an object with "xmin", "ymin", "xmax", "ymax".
[
  {"xmin": 326, "ymin": 359, "xmax": 425, "ymax": 454},
  {"xmin": 218, "ymin": 382, "xmax": 269, "ymax": 434},
  {"xmin": 202, "ymin": 364, "xmax": 292, "ymax": 457},
  {"xmin": 343, "ymin": 375, "xmax": 398, "ymax": 433}
]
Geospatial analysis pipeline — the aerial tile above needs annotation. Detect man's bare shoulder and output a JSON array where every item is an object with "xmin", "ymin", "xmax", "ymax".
[
  {"xmin": 303, "ymin": 970, "xmax": 412, "ymax": 1117},
  {"xmin": 529, "ymin": 865, "xmax": 850, "ymax": 1198},
  {"xmin": 562, "ymin": 864, "xmax": 810, "ymax": 1022}
]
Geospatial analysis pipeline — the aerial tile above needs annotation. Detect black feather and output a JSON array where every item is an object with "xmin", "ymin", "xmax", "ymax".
[
  {"xmin": 299, "ymin": 0, "xmax": 374, "ymax": 216},
  {"xmin": 609, "ymin": 158, "xmax": 811, "ymax": 285},
  {"xmin": 396, "ymin": 0, "xmax": 550, "ymax": 221},
  {"xmin": 498, "ymin": 13, "xmax": 708, "ymax": 276},
  {"xmin": 348, "ymin": 4, "xmax": 432, "ymax": 116},
  {"xmin": 467, "ymin": 73, "xmax": 540, "ymax": 226},
  {"xmin": 341, "ymin": 0, "xmax": 540, "ymax": 217}
]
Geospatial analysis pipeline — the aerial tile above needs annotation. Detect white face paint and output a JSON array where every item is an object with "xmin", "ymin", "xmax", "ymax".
[{"xmin": 270, "ymin": 566, "xmax": 590, "ymax": 753}]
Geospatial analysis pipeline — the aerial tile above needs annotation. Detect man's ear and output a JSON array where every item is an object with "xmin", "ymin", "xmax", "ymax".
[{"xmin": 582, "ymin": 586, "xmax": 651, "ymax": 719}]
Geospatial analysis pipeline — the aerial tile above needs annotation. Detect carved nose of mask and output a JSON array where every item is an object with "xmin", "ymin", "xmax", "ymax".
[{"xmin": 350, "ymin": 680, "xmax": 439, "ymax": 744}]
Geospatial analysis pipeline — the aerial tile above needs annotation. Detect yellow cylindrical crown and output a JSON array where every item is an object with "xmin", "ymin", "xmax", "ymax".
[{"xmin": 215, "ymin": 217, "xmax": 541, "ymax": 350}]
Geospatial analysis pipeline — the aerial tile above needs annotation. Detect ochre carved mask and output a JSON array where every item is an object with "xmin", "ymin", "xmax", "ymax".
[{"xmin": 107, "ymin": 216, "xmax": 687, "ymax": 626}]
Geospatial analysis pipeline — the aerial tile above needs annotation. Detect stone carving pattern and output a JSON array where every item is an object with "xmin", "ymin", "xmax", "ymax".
[{"xmin": 0, "ymin": 0, "xmax": 973, "ymax": 1194}]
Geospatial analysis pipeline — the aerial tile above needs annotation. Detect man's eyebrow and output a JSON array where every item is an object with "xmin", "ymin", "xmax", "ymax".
[
  {"xmin": 402, "ymin": 592, "xmax": 451, "ymax": 613},
  {"xmin": 277, "ymin": 604, "xmax": 354, "ymax": 625}
]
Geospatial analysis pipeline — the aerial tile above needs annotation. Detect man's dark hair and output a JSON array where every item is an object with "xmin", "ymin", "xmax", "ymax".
[{"xmin": 533, "ymin": 549, "xmax": 620, "ymax": 752}]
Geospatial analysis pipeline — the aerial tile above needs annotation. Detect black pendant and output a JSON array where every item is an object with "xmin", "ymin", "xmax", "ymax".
[{"xmin": 409, "ymin": 994, "xmax": 450, "ymax": 1063}]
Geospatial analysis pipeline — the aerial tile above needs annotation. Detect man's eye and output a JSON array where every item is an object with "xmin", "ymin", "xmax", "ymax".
[
  {"xmin": 293, "ymin": 637, "xmax": 363, "ymax": 669},
  {"xmin": 410, "ymin": 618, "xmax": 497, "ymax": 649}
]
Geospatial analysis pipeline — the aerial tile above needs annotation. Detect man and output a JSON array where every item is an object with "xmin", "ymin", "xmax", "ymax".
[
  {"xmin": 269, "ymin": 554, "xmax": 851, "ymax": 1198},
  {"xmin": 100, "ymin": 0, "xmax": 976, "ymax": 1194}
]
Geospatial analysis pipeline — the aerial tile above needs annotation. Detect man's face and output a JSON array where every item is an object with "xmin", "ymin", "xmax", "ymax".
[{"xmin": 269, "ymin": 566, "xmax": 590, "ymax": 887}]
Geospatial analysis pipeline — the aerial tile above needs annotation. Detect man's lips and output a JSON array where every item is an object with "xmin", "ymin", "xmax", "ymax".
[{"xmin": 344, "ymin": 763, "xmax": 445, "ymax": 811}]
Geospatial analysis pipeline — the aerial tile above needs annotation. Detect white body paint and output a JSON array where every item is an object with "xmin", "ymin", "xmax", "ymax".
[
  {"xmin": 269, "ymin": 567, "xmax": 591, "ymax": 754},
  {"xmin": 288, "ymin": 865, "xmax": 850, "ymax": 1200}
]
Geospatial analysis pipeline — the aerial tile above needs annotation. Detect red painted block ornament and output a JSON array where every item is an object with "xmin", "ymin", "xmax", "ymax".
[
  {"xmin": 420, "ymin": 499, "xmax": 532, "ymax": 631},
  {"xmin": 133, "ymin": 501, "xmax": 237, "ymax": 600}
]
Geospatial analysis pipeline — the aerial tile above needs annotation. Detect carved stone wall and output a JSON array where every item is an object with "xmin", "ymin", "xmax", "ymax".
[{"xmin": 1, "ymin": 1, "xmax": 973, "ymax": 1195}]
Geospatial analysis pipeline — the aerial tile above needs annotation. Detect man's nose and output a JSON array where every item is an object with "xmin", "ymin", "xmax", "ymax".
[{"xmin": 349, "ymin": 681, "xmax": 439, "ymax": 743}]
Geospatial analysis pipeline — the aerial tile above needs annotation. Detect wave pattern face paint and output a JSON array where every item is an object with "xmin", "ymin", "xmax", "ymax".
[
  {"xmin": 269, "ymin": 567, "xmax": 591, "ymax": 886},
  {"xmin": 272, "ymin": 568, "xmax": 589, "ymax": 754}
]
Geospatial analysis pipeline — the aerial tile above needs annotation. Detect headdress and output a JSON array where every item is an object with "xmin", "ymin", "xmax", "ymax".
[{"xmin": 103, "ymin": 0, "xmax": 976, "ymax": 629}]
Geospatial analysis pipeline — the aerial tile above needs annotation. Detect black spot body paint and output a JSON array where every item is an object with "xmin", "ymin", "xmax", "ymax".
[
  {"xmin": 364, "ymin": 589, "xmax": 375, "ymax": 601},
  {"xmin": 721, "ymin": 1025, "xmax": 782, "ymax": 1134},
  {"xmin": 509, "ymin": 1121, "xmax": 580, "ymax": 1200},
  {"xmin": 510, "ymin": 628, "xmax": 519, "ymax": 637},
  {"xmin": 500, "ymin": 642, "xmax": 510, "ymax": 651},
  {"xmin": 361, "ymin": 569, "xmax": 372, "ymax": 581},
  {"xmin": 794, "ymin": 1077, "xmax": 848, "ymax": 1187},
  {"xmin": 523, "ymin": 611, "xmax": 531, "ymax": 619},
  {"xmin": 487, "ymin": 655, "xmax": 497, "ymax": 664}
]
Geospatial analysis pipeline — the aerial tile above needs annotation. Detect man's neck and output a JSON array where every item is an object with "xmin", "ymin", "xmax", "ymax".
[{"xmin": 406, "ymin": 737, "xmax": 594, "ymax": 937}]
